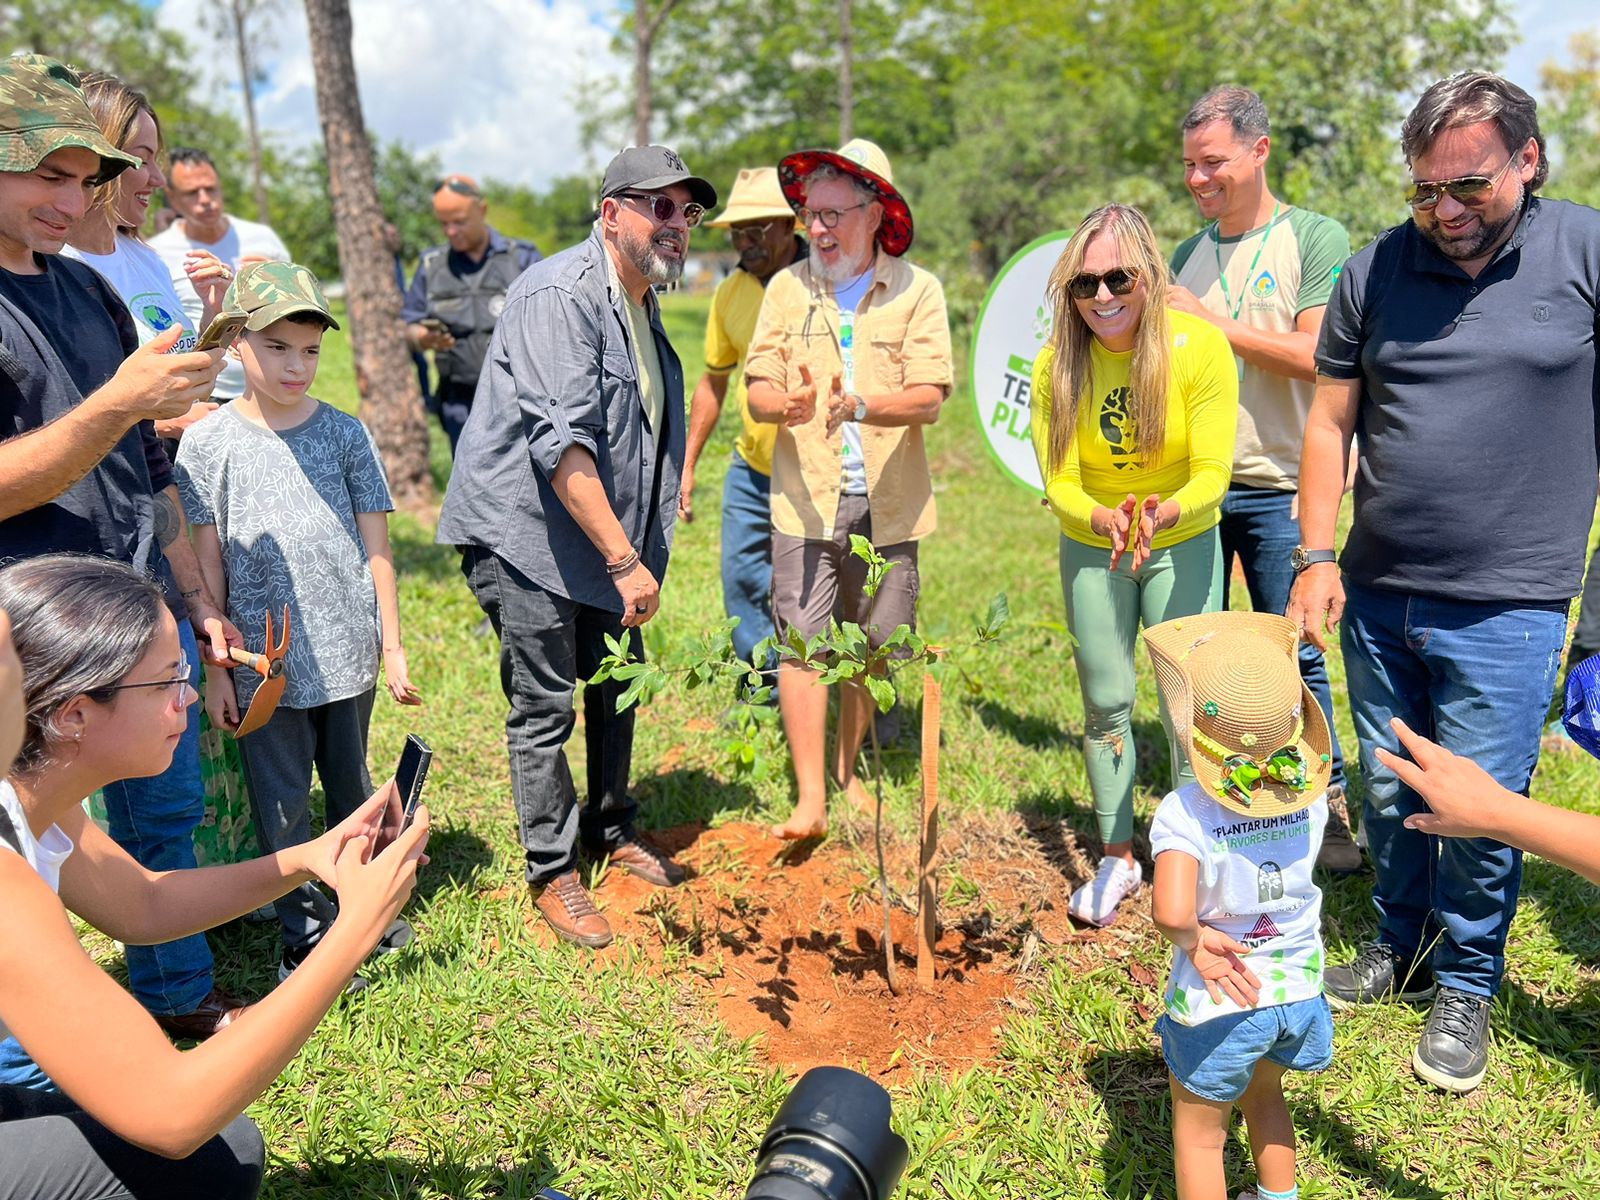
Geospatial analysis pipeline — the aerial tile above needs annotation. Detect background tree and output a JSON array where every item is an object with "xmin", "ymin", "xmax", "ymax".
[
  {"xmin": 1541, "ymin": 29, "xmax": 1600, "ymax": 208},
  {"xmin": 199, "ymin": 0, "xmax": 278, "ymax": 223},
  {"xmin": 301, "ymin": 0, "xmax": 432, "ymax": 505},
  {"xmin": 633, "ymin": 0, "xmax": 681, "ymax": 145}
]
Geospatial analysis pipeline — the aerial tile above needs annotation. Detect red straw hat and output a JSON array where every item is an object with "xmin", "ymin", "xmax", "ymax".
[{"xmin": 778, "ymin": 138, "xmax": 913, "ymax": 257}]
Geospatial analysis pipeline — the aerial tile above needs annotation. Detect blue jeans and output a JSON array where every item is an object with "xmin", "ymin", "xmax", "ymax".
[
  {"xmin": 104, "ymin": 619, "xmax": 213, "ymax": 1013},
  {"xmin": 1341, "ymin": 580, "xmax": 1566, "ymax": 996},
  {"xmin": 720, "ymin": 451, "xmax": 776, "ymax": 666},
  {"xmin": 1219, "ymin": 484, "xmax": 1345, "ymax": 790}
]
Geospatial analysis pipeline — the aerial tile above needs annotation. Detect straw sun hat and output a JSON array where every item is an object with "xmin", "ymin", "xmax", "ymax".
[
  {"xmin": 704, "ymin": 167, "xmax": 796, "ymax": 229},
  {"xmin": 1144, "ymin": 612, "xmax": 1331, "ymax": 818}
]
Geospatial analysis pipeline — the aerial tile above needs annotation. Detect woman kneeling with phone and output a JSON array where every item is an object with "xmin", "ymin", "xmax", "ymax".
[{"xmin": 0, "ymin": 554, "xmax": 430, "ymax": 1200}]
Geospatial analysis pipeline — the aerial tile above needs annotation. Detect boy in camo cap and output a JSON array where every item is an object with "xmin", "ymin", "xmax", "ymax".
[{"xmin": 176, "ymin": 261, "xmax": 422, "ymax": 993}]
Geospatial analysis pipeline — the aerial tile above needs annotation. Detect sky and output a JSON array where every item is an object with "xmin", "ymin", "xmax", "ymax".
[{"xmin": 153, "ymin": 0, "xmax": 1597, "ymax": 192}]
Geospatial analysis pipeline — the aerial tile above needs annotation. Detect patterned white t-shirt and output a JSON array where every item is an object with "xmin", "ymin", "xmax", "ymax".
[
  {"xmin": 1150, "ymin": 782, "xmax": 1327, "ymax": 1025},
  {"xmin": 175, "ymin": 401, "xmax": 394, "ymax": 709}
]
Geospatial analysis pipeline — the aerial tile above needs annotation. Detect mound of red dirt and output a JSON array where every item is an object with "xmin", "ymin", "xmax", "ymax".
[{"xmin": 574, "ymin": 818, "xmax": 1118, "ymax": 1080}]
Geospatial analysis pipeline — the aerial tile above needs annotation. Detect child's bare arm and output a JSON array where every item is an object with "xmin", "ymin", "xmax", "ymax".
[
  {"xmin": 1153, "ymin": 850, "xmax": 1262, "ymax": 1007},
  {"xmin": 1382, "ymin": 717, "xmax": 1600, "ymax": 885},
  {"xmin": 356, "ymin": 510, "xmax": 421, "ymax": 705}
]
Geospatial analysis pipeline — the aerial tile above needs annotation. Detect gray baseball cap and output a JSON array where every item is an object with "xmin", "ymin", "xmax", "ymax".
[{"xmin": 599, "ymin": 145, "xmax": 716, "ymax": 210}]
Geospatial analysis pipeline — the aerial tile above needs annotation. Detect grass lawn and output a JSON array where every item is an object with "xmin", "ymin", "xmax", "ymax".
[{"xmin": 196, "ymin": 295, "xmax": 1600, "ymax": 1198}]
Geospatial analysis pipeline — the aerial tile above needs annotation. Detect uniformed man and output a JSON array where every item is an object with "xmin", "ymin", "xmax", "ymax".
[{"xmin": 402, "ymin": 175, "xmax": 541, "ymax": 454}]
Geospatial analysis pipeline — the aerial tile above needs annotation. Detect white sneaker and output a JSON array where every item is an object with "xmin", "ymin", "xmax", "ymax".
[{"xmin": 1068, "ymin": 856, "xmax": 1142, "ymax": 926}]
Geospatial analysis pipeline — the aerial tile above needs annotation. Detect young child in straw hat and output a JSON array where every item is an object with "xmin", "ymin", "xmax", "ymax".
[{"xmin": 1143, "ymin": 611, "xmax": 1335, "ymax": 1200}]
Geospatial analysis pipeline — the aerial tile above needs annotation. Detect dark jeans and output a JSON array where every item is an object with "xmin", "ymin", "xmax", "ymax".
[
  {"xmin": 0, "ymin": 1084, "xmax": 263, "ymax": 1200},
  {"xmin": 1570, "ymin": 532, "xmax": 1600, "ymax": 669},
  {"xmin": 1341, "ymin": 579, "xmax": 1566, "ymax": 996},
  {"xmin": 438, "ymin": 381, "xmax": 472, "ymax": 457},
  {"xmin": 462, "ymin": 546, "xmax": 639, "ymax": 884},
  {"xmin": 1219, "ymin": 484, "xmax": 1346, "ymax": 790},
  {"xmin": 235, "ymin": 690, "xmax": 375, "ymax": 952}
]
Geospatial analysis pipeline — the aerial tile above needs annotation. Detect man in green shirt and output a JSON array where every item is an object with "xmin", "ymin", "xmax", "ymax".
[{"xmin": 1169, "ymin": 85, "xmax": 1358, "ymax": 872}]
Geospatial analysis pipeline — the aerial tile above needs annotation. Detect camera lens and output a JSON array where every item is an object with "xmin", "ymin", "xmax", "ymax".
[{"xmin": 744, "ymin": 1067, "xmax": 908, "ymax": 1200}]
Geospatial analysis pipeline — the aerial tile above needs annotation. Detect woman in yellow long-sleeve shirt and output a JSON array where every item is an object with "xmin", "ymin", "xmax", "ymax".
[{"xmin": 1031, "ymin": 203, "xmax": 1239, "ymax": 927}]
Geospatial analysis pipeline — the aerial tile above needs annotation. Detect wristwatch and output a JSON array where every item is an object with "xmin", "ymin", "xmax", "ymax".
[
  {"xmin": 851, "ymin": 393, "xmax": 868, "ymax": 423},
  {"xmin": 1290, "ymin": 546, "xmax": 1337, "ymax": 573}
]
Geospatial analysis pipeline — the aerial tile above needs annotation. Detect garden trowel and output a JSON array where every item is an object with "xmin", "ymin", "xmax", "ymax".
[{"xmin": 228, "ymin": 606, "xmax": 290, "ymax": 738}]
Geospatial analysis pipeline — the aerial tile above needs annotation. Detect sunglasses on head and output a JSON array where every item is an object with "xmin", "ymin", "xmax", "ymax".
[
  {"xmin": 434, "ymin": 177, "xmax": 482, "ymax": 198},
  {"xmin": 615, "ymin": 190, "xmax": 705, "ymax": 228},
  {"xmin": 1404, "ymin": 153, "xmax": 1517, "ymax": 210},
  {"xmin": 1067, "ymin": 267, "xmax": 1140, "ymax": 300}
]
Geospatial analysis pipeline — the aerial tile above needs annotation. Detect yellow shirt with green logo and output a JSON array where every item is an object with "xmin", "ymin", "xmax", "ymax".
[
  {"xmin": 1030, "ymin": 308, "xmax": 1238, "ymax": 551},
  {"xmin": 704, "ymin": 267, "xmax": 777, "ymax": 475},
  {"xmin": 1170, "ymin": 207, "xmax": 1351, "ymax": 491}
]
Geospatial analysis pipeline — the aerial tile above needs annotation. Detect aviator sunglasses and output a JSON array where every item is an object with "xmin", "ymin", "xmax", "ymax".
[
  {"xmin": 1066, "ymin": 267, "xmax": 1141, "ymax": 300},
  {"xmin": 1404, "ymin": 153, "xmax": 1517, "ymax": 210},
  {"xmin": 615, "ymin": 191, "xmax": 705, "ymax": 228}
]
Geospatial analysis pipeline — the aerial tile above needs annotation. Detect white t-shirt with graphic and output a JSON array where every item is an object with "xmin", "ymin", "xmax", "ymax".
[
  {"xmin": 0, "ymin": 778, "xmax": 74, "ymax": 1044},
  {"xmin": 63, "ymin": 236, "xmax": 199, "ymax": 352},
  {"xmin": 834, "ymin": 269, "xmax": 873, "ymax": 496},
  {"xmin": 1150, "ymin": 782, "xmax": 1327, "ymax": 1025}
]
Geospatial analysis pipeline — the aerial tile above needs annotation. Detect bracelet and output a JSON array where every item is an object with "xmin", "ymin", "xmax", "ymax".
[
  {"xmin": 605, "ymin": 548, "xmax": 640, "ymax": 576},
  {"xmin": 180, "ymin": 587, "xmax": 204, "ymax": 600}
]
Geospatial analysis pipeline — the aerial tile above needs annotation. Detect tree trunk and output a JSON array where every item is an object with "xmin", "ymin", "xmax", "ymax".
[
  {"xmin": 302, "ymin": 0, "xmax": 433, "ymax": 506},
  {"xmin": 633, "ymin": 0, "xmax": 679, "ymax": 146},
  {"xmin": 838, "ymin": 0, "xmax": 854, "ymax": 144},
  {"xmin": 230, "ymin": 0, "xmax": 272, "ymax": 224}
]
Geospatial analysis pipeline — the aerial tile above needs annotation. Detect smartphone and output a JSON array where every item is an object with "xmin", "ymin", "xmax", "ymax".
[
  {"xmin": 377, "ymin": 734, "xmax": 432, "ymax": 851},
  {"xmin": 195, "ymin": 311, "xmax": 247, "ymax": 352}
]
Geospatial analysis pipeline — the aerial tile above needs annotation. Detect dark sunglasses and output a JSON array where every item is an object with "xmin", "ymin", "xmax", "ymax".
[
  {"xmin": 1066, "ymin": 267, "xmax": 1141, "ymax": 300},
  {"xmin": 434, "ymin": 177, "xmax": 483, "ymax": 198},
  {"xmin": 1404, "ymin": 154, "xmax": 1516, "ymax": 210},
  {"xmin": 616, "ymin": 190, "xmax": 705, "ymax": 228}
]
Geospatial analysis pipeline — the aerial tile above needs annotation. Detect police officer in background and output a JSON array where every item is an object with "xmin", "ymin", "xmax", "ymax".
[{"xmin": 403, "ymin": 174, "xmax": 541, "ymax": 454}]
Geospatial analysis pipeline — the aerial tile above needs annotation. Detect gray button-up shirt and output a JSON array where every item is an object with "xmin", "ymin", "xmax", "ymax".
[{"xmin": 437, "ymin": 228, "xmax": 685, "ymax": 611}]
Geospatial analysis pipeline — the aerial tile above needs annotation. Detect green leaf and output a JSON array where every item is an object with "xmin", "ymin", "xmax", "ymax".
[
  {"xmin": 981, "ymin": 592, "xmax": 1011, "ymax": 637},
  {"xmin": 866, "ymin": 675, "xmax": 896, "ymax": 713}
]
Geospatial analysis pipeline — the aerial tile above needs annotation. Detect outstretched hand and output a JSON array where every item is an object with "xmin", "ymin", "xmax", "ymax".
[
  {"xmin": 1100, "ymin": 494, "xmax": 1138, "ymax": 571},
  {"xmin": 780, "ymin": 364, "xmax": 820, "ymax": 427},
  {"xmin": 1380, "ymin": 717, "xmax": 1515, "ymax": 841}
]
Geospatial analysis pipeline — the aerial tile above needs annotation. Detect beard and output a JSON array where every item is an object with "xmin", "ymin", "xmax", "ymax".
[
  {"xmin": 1420, "ymin": 187, "xmax": 1524, "ymax": 263},
  {"xmin": 812, "ymin": 245, "xmax": 873, "ymax": 285},
  {"xmin": 621, "ymin": 223, "xmax": 685, "ymax": 286}
]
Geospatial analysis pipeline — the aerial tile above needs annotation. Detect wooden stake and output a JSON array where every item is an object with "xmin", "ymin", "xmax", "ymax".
[{"xmin": 917, "ymin": 671, "xmax": 941, "ymax": 986}]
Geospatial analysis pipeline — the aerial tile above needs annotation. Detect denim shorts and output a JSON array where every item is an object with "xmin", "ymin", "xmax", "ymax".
[{"xmin": 1157, "ymin": 995, "xmax": 1333, "ymax": 1102}]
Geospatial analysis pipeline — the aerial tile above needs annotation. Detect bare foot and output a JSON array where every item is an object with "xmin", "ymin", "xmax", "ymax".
[
  {"xmin": 771, "ymin": 809, "xmax": 828, "ymax": 840},
  {"xmin": 840, "ymin": 775, "xmax": 873, "ymax": 815}
]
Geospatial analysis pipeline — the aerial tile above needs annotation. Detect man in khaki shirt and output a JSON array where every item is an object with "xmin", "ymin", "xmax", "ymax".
[{"xmin": 746, "ymin": 138, "xmax": 953, "ymax": 840}]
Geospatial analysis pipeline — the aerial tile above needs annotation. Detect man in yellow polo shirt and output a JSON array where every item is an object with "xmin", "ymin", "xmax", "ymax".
[
  {"xmin": 746, "ymin": 139, "xmax": 953, "ymax": 841},
  {"xmin": 681, "ymin": 168, "xmax": 804, "ymax": 681}
]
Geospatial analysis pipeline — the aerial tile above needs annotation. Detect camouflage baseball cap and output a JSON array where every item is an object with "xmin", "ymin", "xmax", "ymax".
[
  {"xmin": 0, "ymin": 55, "xmax": 140, "ymax": 181},
  {"xmin": 224, "ymin": 261, "xmax": 341, "ymax": 331}
]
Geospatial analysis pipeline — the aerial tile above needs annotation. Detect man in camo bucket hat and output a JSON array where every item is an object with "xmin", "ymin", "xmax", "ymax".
[
  {"xmin": 0, "ymin": 54, "xmax": 249, "ymax": 1047},
  {"xmin": 0, "ymin": 54, "xmax": 139, "ymax": 186}
]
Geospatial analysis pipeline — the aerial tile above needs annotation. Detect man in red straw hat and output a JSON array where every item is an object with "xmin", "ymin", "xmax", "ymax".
[{"xmin": 745, "ymin": 139, "xmax": 952, "ymax": 840}]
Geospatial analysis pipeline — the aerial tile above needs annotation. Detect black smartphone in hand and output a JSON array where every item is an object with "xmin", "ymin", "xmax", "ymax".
[{"xmin": 376, "ymin": 734, "xmax": 432, "ymax": 851}]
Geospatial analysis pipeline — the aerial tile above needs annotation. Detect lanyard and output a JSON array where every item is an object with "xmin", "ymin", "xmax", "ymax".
[{"xmin": 1213, "ymin": 202, "xmax": 1279, "ymax": 322}]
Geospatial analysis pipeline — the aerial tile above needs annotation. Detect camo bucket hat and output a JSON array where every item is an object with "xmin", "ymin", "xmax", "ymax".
[
  {"xmin": 223, "ymin": 261, "xmax": 340, "ymax": 331},
  {"xmin": 0, "ymin": 55, "xmax": 140, "ymax": 181},
  {"xmin": 1145, "ymin": 611, "xmax": 1332, "ymax": 818}
]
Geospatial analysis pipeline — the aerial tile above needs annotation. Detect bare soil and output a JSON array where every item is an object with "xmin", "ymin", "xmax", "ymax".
[{"xmin": 569, "ymin": 812, "xmax": 1143, "ymax": 1080}]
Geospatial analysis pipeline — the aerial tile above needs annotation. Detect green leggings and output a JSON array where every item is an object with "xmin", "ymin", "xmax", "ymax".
[{"xmin": 1058, "ymin": 529, "xmax": 1223, "ymax": 845}]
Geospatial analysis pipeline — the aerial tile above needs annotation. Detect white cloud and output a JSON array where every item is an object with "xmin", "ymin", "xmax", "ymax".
[
  {"xmin": 156, "ymin": 0, "xmax": 629, "ymax": 189},
  {"xmin": 1503, "ymin": 0, "xmax": 1595, "ymax": 88}
]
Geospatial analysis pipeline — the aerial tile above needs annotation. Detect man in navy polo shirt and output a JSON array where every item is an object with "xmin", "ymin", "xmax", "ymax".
[{"xmin": 1290, "ymin": 71, "xmax": 1600, "ymax": 1093}]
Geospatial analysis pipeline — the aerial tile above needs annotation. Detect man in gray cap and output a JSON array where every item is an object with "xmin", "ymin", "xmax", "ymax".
[
  {"xmin": 438, "ymin": 145, "xmax": 715, "ymax": 948},
  {"xmin": 0, "ymin": 56, "xmax": 247, "ymax": 1044}
]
